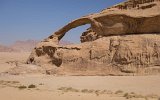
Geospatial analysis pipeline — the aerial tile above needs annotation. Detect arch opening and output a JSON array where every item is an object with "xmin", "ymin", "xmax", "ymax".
[
  {"xmin": 50, "ymin": 17, "xmax": 103, "ymax": 45},
  {"xmin": 59, "ymin": 24, "xmax": 91, "ymax": 45}
]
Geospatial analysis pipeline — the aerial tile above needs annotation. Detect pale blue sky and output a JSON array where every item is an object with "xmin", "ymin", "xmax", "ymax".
[{"xmin": 0, "ymin": 0, "xmax": 124, "ymax": 45}]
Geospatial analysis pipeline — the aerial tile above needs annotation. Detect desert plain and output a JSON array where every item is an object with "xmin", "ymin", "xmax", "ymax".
[
  {"xmin": 0, "ymin": 52, "xmax": 159, "ymax": 100},
  {"xmin": 1, "ymin": 0, "xmax": 160, "ymax": 99}
]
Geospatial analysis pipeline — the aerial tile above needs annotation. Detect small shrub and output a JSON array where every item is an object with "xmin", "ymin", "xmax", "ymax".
[
  {"xmin": 28, "ymin": 84, "xmax": 36, "ymax": 88},
  {"xmin": 81, "ymin": 89, "xmax": 89, "ymax": 93},
  {"xmin": 58, "ymin": 87, "xmax": 79, "ymax": 92},
  {"xmin": 123, "ymin": 93, "xmax": 132, "ymax": 99},
  {"xmin": 123, "ymin": 93, "xmax": 128, "ymax": 97},
  {"xmin": 123, "ymin": 92, "xmax": 145, "ymax": 99},
  {"xmin": 58, "ymin": 87, "xmax": 66, "ymax": 90},
  {"xmin": 18, "ymin": 85, "xmax": 27, "ymax": 89},
  {"xmin": 115, "ymin": 90, "xmax": 123, "ymax": 94},
  {"xmin": 95, "ymin": 92, "xmax": 100, "ymax": 96},
  {"xmin": 94, "ymin": 90, "xmax": 101, "ymax": 96},
  {"xmin": 88, "ymin": 89, "xmax": 95, "ymax": 93},
  {"xmin": 66, "ymin": 87, "xmax": 79, "ymax": 92},
  {"xmin": 39, "ymin": 83, "xmax": 44, "ymax": 85},
  {"xmin": 130, "ymin": 92, "xmax": 135, "ymax": 94}
]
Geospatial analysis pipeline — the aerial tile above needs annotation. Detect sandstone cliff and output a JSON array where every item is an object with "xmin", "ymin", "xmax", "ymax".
[{"xmin": 25, "ymin": 0, "xmax": 160, "ymax": 76}]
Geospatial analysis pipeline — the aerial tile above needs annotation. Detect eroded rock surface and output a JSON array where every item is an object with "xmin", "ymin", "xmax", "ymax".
[{"xmin": 26, "ymin": 0, "xmax": 160, "ymax": 76}]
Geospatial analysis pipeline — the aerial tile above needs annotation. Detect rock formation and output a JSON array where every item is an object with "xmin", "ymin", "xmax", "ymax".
[{"xmin": 26, "ymin": 0, "xmax": 160, "ymax": 75}]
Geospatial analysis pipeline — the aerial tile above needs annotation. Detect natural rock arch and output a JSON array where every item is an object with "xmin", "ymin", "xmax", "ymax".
[{"xmin": 45, "ymin": 17, "xmax": 103, "ymax": 44}]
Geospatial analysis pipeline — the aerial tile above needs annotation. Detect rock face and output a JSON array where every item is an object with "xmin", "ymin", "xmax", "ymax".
[{"xmin": 27, "ymin": 0, "xmax": 160, "ymax": 75}]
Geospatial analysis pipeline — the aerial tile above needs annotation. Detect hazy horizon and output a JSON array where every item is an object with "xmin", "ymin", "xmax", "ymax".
[{"xmin": 0, "ymin": 0, "xmax": 124, "ymax": 45}]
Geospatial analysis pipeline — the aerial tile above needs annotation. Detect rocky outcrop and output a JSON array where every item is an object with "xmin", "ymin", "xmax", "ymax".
[{"xmin": 26, "ymin": 0, "xmax": 160, "ymax": 76}]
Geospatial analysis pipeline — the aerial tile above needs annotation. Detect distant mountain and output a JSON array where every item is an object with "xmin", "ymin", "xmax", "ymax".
[
  {"xmin": 0, "ymin": 44, "xmax": 17, "ymax": 52},
  {"xmin": 10, "ymin": 40, "xmax": 39, "ymax": 52},
  {"xmin": 0, "ymin": 40, "xmax": 73, "ymax": 52}
]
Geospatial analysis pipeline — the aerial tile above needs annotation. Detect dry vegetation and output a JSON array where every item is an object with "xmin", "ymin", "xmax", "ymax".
[
  {"xmin": 0, "ymin": 77, "xmax": 159, "ymax": 100},
  {"xmin": 0, "ymin": 80, "xmax": 37, "ymax": 90},
  {"xmin": 57, "ymin": 87, "xmax": 160, "ymax": 99}
]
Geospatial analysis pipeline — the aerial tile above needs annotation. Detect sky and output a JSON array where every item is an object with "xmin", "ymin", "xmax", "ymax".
[{"xmin": 0, "ymin": 0, "xmax": 124, "ymax": 45}]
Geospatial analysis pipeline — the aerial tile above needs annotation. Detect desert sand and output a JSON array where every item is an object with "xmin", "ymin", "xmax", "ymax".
[
  {"xmin": 1, "ymin": 0, "xmax": 160, "ymax": 100},
  {"xmin": 0, "ymin": 52, "xmax": 160, "ymax": 100}
]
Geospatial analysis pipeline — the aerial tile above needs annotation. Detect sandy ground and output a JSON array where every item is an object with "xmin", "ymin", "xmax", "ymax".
[
  {"xmin": 0, "ymin": 52, "xmax": 29, "ymax": 73},
  {"xmin": 0, "ymin": 52, "xmax": 160, "ymax": 100}
]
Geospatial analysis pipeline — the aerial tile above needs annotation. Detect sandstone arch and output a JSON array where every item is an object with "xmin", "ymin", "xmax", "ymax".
[{"xmin": 47, "ymin": 17, "xmax": 103, "ymax": 44}]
